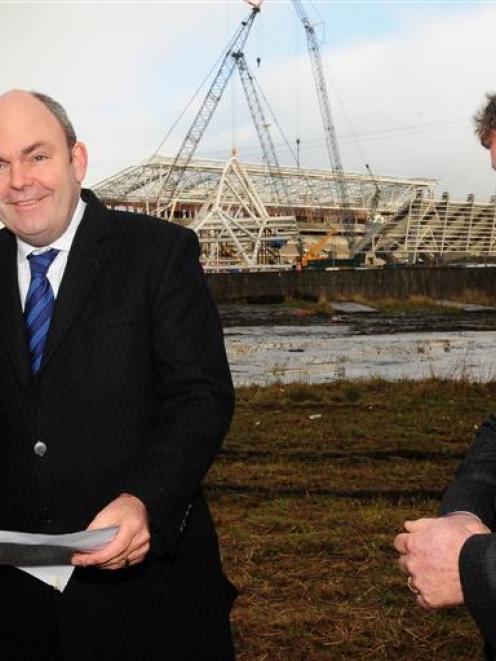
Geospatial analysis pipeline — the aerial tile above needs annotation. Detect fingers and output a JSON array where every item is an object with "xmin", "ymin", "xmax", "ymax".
[
  {"xmin": 395, "ymin": 516, "xmax": 466, "ymax": 609},
  {"xmin": 127, "ymin": 541, "xmax": 150, "ymax": 565},
  {"xmin": 403, "ymin": 517, "xmax": 437, "ymax": 533},
  {"xmin": 395, "ymin": 518, "xmax": 437, "ymax": 553},
  {"xmin": 393, "ymin": 532, "xmax": 409, "ymax": 554},
  {"xmin": 96, "ymin": 552, "xmax": 129, "ymax": 570},
  {"xmin": 416, "ymin": 594, "xmax": 430, "ymax": 609},
  {"xmin": 75, "ymin": 531, "xmax": 131, "ymax": 567},
  {"xmin": 73, "ymin": 527, "xmax": 150, "ymax": 568},
  {"xmin": 97, "ymin": 539, "xmax": 150, "ymax": 570},
  {"xmin": 398, "ymin": 554, "xmax": 410, "ymax": 574},
  {"xmin": 72, "ymin": 493, "xmax": 151, "ymax": 570}
]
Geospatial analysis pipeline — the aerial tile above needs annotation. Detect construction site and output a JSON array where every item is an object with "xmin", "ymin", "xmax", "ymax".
[{"xmin": 93, "ymin": 0, "xmax": 496, "ymax": 273}]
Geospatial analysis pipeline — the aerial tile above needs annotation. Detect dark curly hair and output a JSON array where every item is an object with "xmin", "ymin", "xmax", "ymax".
[{"xmin": 474, "ymin": 93, "xmax": 496, "ymax": 148}]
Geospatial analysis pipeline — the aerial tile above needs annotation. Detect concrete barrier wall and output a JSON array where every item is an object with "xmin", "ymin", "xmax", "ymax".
[{"xmin": 206, "ymin": 267, "xmax": 496, "ymax": 303}]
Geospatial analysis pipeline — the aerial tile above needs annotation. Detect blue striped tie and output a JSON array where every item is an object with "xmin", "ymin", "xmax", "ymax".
[{"xmin": 25, "ymin": 249, "xmax": 59, "ymax": 374}]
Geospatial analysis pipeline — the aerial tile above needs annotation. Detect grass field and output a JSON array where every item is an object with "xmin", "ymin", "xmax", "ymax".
[{"xmin": 206, "ymin": 379, "xmax": 496, "ymax": 659}]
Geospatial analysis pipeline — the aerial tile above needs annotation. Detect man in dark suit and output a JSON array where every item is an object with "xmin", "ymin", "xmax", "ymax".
[
  {"xmin": 394, "ymin": 93, "xmax": 496, "ymax": 658},
  {"xmin": 0, "ymin": 89, "xmax": 236, "ymax": 659}
]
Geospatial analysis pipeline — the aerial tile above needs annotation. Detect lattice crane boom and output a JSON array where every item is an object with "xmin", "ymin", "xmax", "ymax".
[
  {"xmin": 291, "ymin": 0, "xmax": 352, "ymax": 234},
  {"xmin": 234, "ymin": 52, "xmax": 289, "ymax": 204},
  {"xmin": 155, "ymin": 3, "xmax": 262, "ymax": 214}
]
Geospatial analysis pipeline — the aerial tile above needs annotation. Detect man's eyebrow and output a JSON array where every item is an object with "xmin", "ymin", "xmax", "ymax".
[
  {"xmin": 21, "ymin": 142, "xmax": 50, "ymax": 156},
  {"xmin": 0, "ymin": 142, "xmax": 51, "ymax": 162}
]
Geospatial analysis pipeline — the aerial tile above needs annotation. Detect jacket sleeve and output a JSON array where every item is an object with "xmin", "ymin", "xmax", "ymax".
[
  {"xmin": 459, "ymin": 533, "xmax": 496, "ymax": 650},
  {"xmin": 440, "ymin": 416, "xmax": 496, "ymax": 649},
  {"xmin": 440, "ymin": 416, "xmax": 496, "ymax": 528},
  {"xmin": 123, "ymin": 228, "xmax": 234, "ymax": 556}
]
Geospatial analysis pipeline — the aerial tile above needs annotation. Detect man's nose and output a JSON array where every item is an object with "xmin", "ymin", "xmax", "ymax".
[{"xmin": 9, "ymin": 162, "xmax": 31, "ymax": 189}]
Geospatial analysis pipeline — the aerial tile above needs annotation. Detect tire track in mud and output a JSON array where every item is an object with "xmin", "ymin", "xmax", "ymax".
[
  {"xmin": 219, "ymin": 448, "xmax": 464, "ymax": 462},
  {"xmin": 207, "ymin": 483, "xmax": 443, "ymax": 501}
]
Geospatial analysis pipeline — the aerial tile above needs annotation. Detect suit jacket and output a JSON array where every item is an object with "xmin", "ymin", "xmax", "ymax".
[
  {"xmin": 440, "ymin": 414, "xmax": 496, "ymax": 658},
  {"xmin": 0, "ymin": 189, "xmax": 236, "ymax": 660}
]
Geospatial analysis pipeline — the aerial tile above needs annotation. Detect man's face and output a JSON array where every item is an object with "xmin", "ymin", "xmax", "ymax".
[
  {"xmin": 0, "ymin": 91, "xmax": 87, "ymax": 247},
  {"xmin": 488, "ymin": 130, "xmax": 496, "ymax": 171}
]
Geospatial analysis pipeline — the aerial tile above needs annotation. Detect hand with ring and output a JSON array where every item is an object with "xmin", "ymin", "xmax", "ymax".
[{"xmin": 394, "ymin": 514, "xmax": 490, "ymax": 609}]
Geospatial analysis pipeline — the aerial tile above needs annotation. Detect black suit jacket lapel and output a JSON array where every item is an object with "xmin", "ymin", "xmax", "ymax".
[
  {"xmin": 40, "ymin": 190, "xmax": 110, "ymax": 374},
  {"xmin": 0, "ymin": 229, "xmax": 31, "ymax": 388}
]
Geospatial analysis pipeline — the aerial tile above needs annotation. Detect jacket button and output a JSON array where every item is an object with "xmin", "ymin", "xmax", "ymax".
[{"xmin": 34, "ymin": 441, "xmax": 48, "ymax": 457}]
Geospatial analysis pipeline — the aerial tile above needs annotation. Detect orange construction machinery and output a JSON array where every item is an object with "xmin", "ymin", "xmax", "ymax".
[{"xmin": 300, "ymin": 231, "xmax": 336, "ymax": 268}]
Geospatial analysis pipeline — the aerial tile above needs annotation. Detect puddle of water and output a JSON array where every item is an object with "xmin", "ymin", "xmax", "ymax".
[{"xmin": 224, "ymin": 326, "xmax": 496, "ymax": 386}]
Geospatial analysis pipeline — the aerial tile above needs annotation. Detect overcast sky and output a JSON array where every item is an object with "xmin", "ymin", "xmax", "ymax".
[{"xmin": 1, "ymin": 0, "xmax": 495, "ymax": 201}]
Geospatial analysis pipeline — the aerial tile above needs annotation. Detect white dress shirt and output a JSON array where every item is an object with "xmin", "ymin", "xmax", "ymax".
[
  {"xmin": 14, "ymin": 196, "xmax": 86, "ymax": 591},
  {"xmin": 17, "ymin": 197, "xmax": 86, "ymax": 310}
]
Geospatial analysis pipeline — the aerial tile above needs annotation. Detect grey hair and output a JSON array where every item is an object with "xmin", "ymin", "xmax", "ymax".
[{"xmin": 29, "ymin": 91, "xmax": 77, "ymax": 149}]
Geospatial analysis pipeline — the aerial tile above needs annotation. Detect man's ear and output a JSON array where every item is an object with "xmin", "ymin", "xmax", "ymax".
[{"xmin": 71, "ymin": 142, "xmax": 88, "ymax": 183}]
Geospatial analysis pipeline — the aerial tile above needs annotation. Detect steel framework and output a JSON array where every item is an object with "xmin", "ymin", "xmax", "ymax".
[
  {"xmin": 353, "ymin": 193, "xmax": 496, "ymax": 262},
  {"xmin": 189, "ymin": 156, "xmax": 298, "ymax": 270},
  {"xmin": 94, "ymin": 156, "xmax": 437, "ymax": 219}
]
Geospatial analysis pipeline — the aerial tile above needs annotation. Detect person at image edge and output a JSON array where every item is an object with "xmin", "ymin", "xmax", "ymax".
[{"xmin": 395, "ymin": 93, "xmax": 496, "ymax": 661}]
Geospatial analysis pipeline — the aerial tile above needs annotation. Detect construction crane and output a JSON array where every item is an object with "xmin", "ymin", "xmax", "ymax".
[
  {"xmin": 365, "ymin": 163, "xmax": 381, "ymax": 220},
  {"xmin": 291, "ymin": 0, "xmax": 353, "ymax": 237},
  {"xmin": 300, "ymin": 230, "xmax": 336, "ymax": 267},
  {"xmin": 233, "ymin": 51, "xmax": 289, "ymax": 205},
  {"xmin": 154, "ymin": 2, "xmax": 262, "ymax": 216}
]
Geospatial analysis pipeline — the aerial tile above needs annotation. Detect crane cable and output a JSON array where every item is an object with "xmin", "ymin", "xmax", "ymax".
[
  {"xmin": 305, "ymin": 0, "xmax": 371, "ymax": 171},
  {"xmin": 228, "ymin": 1, "xmax": 238, "ymax": 155},
  {"xmin": 293, "ymin": 11, "xmax": 302, "ymax": 166},
  {"xmin": 148, "ymin": 13, "xmax": 244, "ymax": 163},
  {"xmin": 251, "ymin": 68, "xmax": 320, "ymax": 208},
  {"xmin": 252, "ymin": 75, "xmax": 298, "ymax": 164}
]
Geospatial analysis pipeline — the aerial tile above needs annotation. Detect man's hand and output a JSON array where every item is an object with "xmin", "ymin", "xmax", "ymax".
[
  {"xmin": 394, "ymin": 514, "xmax": 490, "ymax": 609},
  {"xmin": 72, "ymin": 493, "xmax": 151, "ymax": 570}
]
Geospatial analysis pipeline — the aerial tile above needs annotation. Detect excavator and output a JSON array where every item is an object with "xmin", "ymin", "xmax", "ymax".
[
  {"xmin": 299, "ymin": 231, "xmax": 336, "ymax": 268},
  {"xmin": 297, "ymin": 230, "xmax": 365, "ymax": 270}
]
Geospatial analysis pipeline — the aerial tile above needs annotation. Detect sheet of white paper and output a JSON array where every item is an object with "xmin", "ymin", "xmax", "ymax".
[
  {"xmin": 0, "ymin": 527, "xmax": 118, "ymax": 592},
  {"xmin": 19, "ymin": 565, "xmax": 75, "ymax": 592}
]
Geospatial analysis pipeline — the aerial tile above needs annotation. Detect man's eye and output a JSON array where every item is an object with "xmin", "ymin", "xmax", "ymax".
[
  {"xmin": 0, "ymin": 161, "xmax": 8, "ymax": 172},
  {"xmin": 33, "ymin": 154, "xmax": 48, "ymax": 163}
]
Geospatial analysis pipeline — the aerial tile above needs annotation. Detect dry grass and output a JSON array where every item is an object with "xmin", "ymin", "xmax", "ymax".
[
  {"xmin": 207, "ymin": 380, "xmax": 493, "ymax": 659},
  {"xmin": 283, "ymin": 295, "xmax": 334, "ymax": 319},
  {"xmin": 454, "ymin": 287, "xmax": 496, "ymax": 306},
  {"xmin": 328, "ymin": 290, "xmax": 496, "ymax": 310}
]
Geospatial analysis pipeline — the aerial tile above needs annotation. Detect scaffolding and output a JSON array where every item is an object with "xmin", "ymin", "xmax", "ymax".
[
  {"xmin": 94, "ymin": 156, "xmax": 437, "ymax": 219},
  {"xmin": 353, "ymin": 193, "xmax": 496, "ymax": 263},
  {"xmin": 189, "ymin": 156, "xmax": 298, "ymax": 270}
]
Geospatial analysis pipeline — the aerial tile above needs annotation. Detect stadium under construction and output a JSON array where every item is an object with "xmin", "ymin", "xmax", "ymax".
[{"xmin": 93, "ymin": 0, "xmax": 496, "ymax": 271}]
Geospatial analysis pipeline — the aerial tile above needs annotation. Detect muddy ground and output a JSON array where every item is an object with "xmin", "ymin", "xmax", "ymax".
[{"xmin": 219, "ymin": 303, "xmax": 496, "ymax": 335}]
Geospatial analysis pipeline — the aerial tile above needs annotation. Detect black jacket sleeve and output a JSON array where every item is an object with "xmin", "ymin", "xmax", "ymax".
[
  {"xmin": 123, "ymin": 228, "xmax": 234, "ymax": 556},
  {"xmin": 460, "ymin": 533, "xmax": 496, "ymax": 651},
  {"xmin": 440, "ymin": 417, "xmax": 496, "ymax": 527},
  {"xmin": 440, "ymin": 416, "xmax": 496, "ymax": 650}
]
